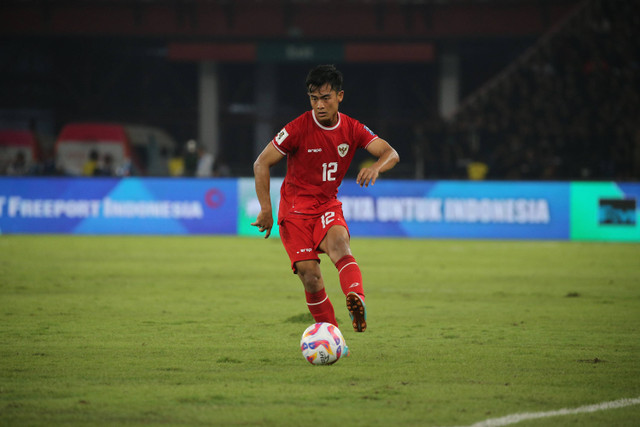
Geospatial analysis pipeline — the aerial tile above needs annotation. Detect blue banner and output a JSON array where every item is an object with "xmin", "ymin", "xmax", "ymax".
[
  {"xmin": 7, "ymin": 177, "xmax": 634, "ymax": 241},
  {"xmin": 338, "ymin": 181, "xmax": 571, "ymax": 239},
  {"xmin": 0, "ymin": 178, "xmax": 237, "ymax": 235}
]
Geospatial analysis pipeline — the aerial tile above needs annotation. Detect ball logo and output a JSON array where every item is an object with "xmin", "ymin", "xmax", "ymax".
[{"xmin": 337, "ymin": 143, "xmax": 349, "ymax": 158}]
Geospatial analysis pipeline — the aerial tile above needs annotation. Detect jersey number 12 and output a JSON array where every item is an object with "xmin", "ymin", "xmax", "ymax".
[{"xmin": 322, "ymin": 162, "xmax": 338, "ymax": 182}]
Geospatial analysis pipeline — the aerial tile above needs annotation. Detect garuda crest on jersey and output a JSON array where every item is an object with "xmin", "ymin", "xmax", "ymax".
[{"xmin": 337, "ymin": 143, "xmax": 349, "ymax": 158}]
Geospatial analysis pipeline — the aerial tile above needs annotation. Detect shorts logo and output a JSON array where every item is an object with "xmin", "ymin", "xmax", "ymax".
[
  {"xmin": 275, "ymin": 128, "xmax": 289, "ymax": 145},
  {"xmin": 337, "ymin": 143, "xmax": 349, "ymax": 158},
  {"xmin": 296, "ymin": 248, "xmax": 313, "ymax": 254}
]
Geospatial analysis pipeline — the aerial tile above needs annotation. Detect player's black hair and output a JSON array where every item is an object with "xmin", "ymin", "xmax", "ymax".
[{"xmin": 306, "ymin": 64, "xmax": 343, "ymax": 94}]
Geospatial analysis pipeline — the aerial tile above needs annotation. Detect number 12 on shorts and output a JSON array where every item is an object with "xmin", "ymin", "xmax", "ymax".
[{"xmin": 321, "ymin": 211, "xmax": 335, "ymax": 228}]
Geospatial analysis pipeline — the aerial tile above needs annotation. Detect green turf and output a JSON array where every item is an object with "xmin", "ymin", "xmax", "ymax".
[{"xmin": 1, "ymin": 236, "xmax": 639, "ymax": 426}]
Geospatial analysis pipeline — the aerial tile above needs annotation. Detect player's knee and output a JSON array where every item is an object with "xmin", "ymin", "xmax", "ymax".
[
  {"xmin": 321, "ymin": 229, "xmax": 348, "ymax": 255},
  {"xmin": 327, "ymin": 238, "xmax": 351, "ymax": 261},
  {"xmin": 296, "ymin": 262, "xmax": 323, "ymax": 289},
  {"xmin": 300, "ymin": 270, "xmax": 321, "ymax": 286}
]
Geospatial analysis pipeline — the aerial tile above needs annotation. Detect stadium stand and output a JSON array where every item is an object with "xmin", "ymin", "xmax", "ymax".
[
  {"xmin": 0, "ymin": 0, "xmax": 636, "ymax": 181},
  {"xmin": 445, "ymin": 0, "xmax": 639, "ymax": 180}
]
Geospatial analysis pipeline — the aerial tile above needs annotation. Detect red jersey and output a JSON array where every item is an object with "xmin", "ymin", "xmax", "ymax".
[{"xmin": 271, "ymin": 110, "xmax": 378, "ymax": 222}]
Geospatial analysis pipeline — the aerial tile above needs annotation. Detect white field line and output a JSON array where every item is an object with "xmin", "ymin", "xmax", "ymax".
[{"xmin": 452, "ymin": 396, "xmax": 640, "ymax": 427}]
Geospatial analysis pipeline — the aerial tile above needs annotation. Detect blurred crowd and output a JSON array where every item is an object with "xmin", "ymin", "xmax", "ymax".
[
  {"xmin": 2, "ymin": 0, "xmax": 638, "ymax": 181},
  {"xmin": 431, "ymin": 0, "xmax": 640, "ymax": 181},
  {"xmin": 0, "ymin": 139, "xmax": 231, "ymax": 178}
]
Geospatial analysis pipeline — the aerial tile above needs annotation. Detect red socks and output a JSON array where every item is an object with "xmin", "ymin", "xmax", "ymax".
[
  {"xmin": 336, "ymin": 255, "xmax": 365, "ymax": 300},
  {"xmin": 305, "ymin": 288, "xmax": 337, "ymax": 326},
  {"xmin": 303, "ymin": 255, "xmax": 365, "ymax": 327}
]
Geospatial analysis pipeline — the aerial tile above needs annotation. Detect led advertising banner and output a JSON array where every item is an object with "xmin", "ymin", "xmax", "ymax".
[
  {"xmin": 337, "ymin": 181, "xmax": 571, "ymax": 239},
  {"xmin": 0, "ymin": 178, "xmax": 237, "ymax": 235},
  {"xmin": 237, "ymin": 179, "xmax": 570, "ymax": 239},
  {"xmin": 237, "ymin": 177, "xmax": 283, "ymax": 238},
  {"xmin": 570, "ymin": 182, "xmax": 640, "ymax": 241},
  {"xmin": 2, "ymin": 178, "xmax": 637, "ymax": 241}
]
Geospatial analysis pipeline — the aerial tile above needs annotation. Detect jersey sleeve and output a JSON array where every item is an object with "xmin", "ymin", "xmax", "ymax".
[
  {"xmin": 271, "ymin": 126, "xmax": 290, "ymax": 155},
  {"xmin": 271, "ymin": 115, "xmax": 304, "ymax": 155},
  {"xmin": 352, "ymin": 120, "xmax": 379, "ymax": 149}
]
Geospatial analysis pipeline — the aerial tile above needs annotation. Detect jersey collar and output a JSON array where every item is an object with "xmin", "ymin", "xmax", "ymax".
[{"xmin": 312, "ymin": 110, "xmax": 341, "ymax": 131}]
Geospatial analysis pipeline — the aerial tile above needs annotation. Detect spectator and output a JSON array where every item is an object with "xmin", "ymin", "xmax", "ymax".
[
  {"xmin": 168, "ymin": 146, "xmax": 184, "ymax": 177},
  {"xmin": 183, "ymin": 139, "xmax": 198, "ymax": 177},
  {"xmin": 213, "ymin": 154, "xmax": 232, "ymax": 177},
  {"xmin": 95, "ymin": 153, "xmax": 114, "ymax": 176},
  {"xmin": 7, "ymin": 151, "xmax": 28, "ymax": 175},
  {"xmin": 82, "ymin": 149, "xmax": 99, "ymax": 176}
]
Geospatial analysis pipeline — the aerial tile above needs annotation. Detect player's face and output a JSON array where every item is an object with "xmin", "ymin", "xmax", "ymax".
[{"xmin": 308, "ymin": 83, "xmax": 344, "ymax": 127}]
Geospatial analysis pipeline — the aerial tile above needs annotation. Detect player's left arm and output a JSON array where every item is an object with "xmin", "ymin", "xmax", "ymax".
[{"xmin": 356, "ymin": 138, "xmax": 400, "ymax": 187}]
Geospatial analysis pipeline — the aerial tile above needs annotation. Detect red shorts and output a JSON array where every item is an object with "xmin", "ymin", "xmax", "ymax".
[{"xmin": 279, "ymin": 206, "xmax": 350, "ymax": 273}]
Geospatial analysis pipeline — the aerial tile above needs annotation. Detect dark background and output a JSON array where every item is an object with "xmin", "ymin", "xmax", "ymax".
[{"xmin": 1, "ymin": 0, "xmax": 637, "ymax": 180}]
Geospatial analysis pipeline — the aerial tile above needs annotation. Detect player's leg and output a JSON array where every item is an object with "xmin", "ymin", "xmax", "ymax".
[
  {"xmin": 319, "ymin": 225, "xmax": 364, "ymax": 296},
  {"xmin": 295, "ymin": 260, "xmax": 338, "ymax": 327},
  {"xmin": 318, "ymin": 223, "xmax": 366, "ymax": 299},
  {"xmin": 279, "ymin": 218, "xmax": 338, "ymax": 327},
  {"xmin": 317, "ymin": 221, "xmax": 367, "ymax": 332}
]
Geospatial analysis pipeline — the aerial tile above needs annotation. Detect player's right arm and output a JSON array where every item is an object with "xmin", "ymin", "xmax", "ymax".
[
  {"xmin": 252, "ymin": 142, "xmax": 285, "ymax": 238},
  {"xmin": 357, "ymin": 137, "xmax": 400, "ymax": 187}
]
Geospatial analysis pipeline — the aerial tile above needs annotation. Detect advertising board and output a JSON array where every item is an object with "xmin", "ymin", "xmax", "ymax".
[
  {"xmin": 1, "ymin": 178, "xmax": 637, "ymax": 241},
  {"xmin": 0, "ymin": 178, "xmax": 237, "ymax": 235}
]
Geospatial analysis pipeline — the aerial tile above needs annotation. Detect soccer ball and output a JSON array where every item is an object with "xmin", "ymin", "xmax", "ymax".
[{"xmin": 300, "ymin": 322, "xmax": 347, "ymax": 365}]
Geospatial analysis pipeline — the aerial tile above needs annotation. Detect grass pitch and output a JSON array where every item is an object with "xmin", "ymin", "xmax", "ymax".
[{"xmin": 1, "ymin": 235, "xmax": 639, "ymax": 426}]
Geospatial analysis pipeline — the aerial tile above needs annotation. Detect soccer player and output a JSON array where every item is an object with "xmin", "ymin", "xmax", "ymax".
[{"xmin": 252, "ymin": 64, "xmax": 399, "ymax": 332}]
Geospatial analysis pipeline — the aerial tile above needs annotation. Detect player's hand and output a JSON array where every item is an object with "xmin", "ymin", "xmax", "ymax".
[
  {"xmin": 356, "ymin": 167, "xmax": 379, "ymax": 187},
  {"xmin": 251, "ymin": 210, "xmax": 274, "ymax": 239}
]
